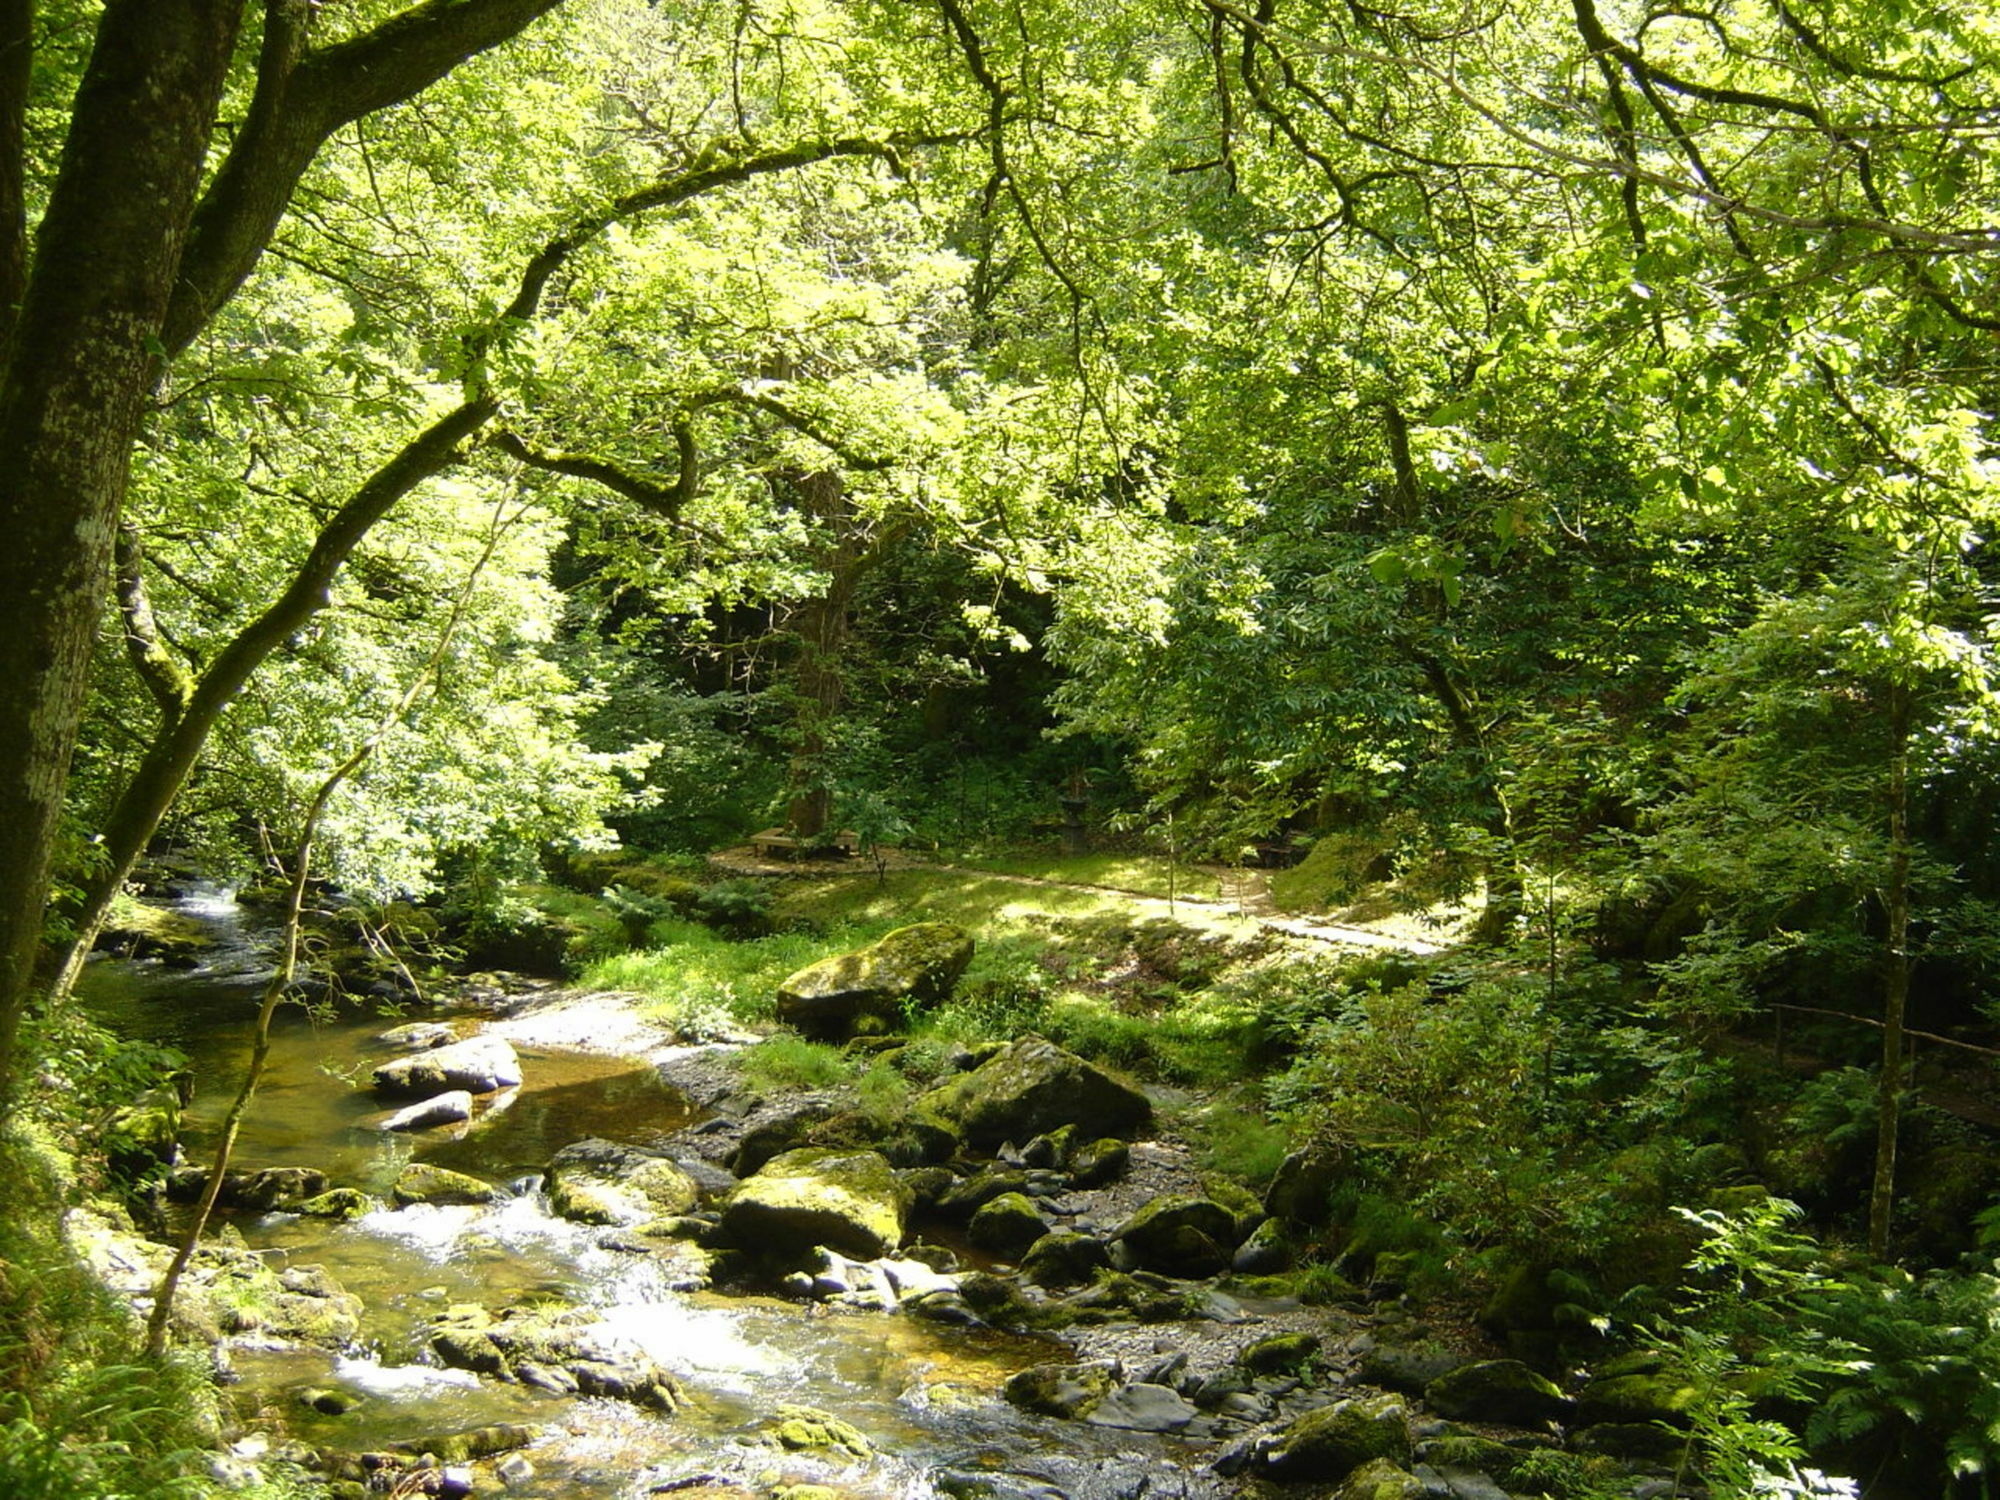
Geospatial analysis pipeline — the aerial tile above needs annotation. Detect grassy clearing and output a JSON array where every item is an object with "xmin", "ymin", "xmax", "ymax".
[
  {"xmin": 949, "ymin": 851, "xmax": 1223, "ymax": 901},
  {"xmin": 581, "ymin": 914, "xmax": 899, "ymax": 1029}
]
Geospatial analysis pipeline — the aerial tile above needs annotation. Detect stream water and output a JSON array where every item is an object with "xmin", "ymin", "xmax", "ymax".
[{"xmin": 78, "ymin": 891, "xmax": 1213, "ymax": 1500}]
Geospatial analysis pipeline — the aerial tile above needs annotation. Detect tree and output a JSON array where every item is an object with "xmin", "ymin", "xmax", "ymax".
[{"xmin": 0, "ymin": 0, "xmax": 573, "ymax": 1110}]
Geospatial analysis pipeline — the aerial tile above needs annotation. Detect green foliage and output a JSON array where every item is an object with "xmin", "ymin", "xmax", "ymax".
[
  {"xmin": 1187, "ymin": 1096, "xmax": 1291, "ymax": 1186},
  {"xmin": 1642, "ymin": 1198, "xmax": 2000, "ymax": 1494},
  {"xmin": 1268, "ymin": 964, "xmax": 1750, "ymax": 1269},
  {"xmin": 0, "ymin": 1129, "xmax": 213, "ymax": 1500},
  {"xmin": 694, "ymin": 879, "xmax": 776, "ymax": 939},
  {"xmin": 737, "ymin": 1036, "xmax": 859, "ymax": 1093},
  {"xmin": 1492, "ymin": 1448, "xmax": 1620, "ymax": 1500},
  {"xmin": 21, "ymin": 1013, "xmax": 187, "ymax": 1124}
]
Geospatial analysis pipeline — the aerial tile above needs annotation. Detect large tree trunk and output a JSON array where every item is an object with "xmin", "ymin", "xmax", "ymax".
[
  {"xmin": 0, "ymin": 0, "xmax": 244, "ymax": 1114},
  {"xmin": 785, "ymin": 472, "xmax": 860, "ymax": 841},
  {"xmin": 1869, "ymin": 681, "xmax": 1912, "ymax": 1260},
  {"xmin": 0, "ymin": 0, "xmax": 578, "ymax": 1112}
]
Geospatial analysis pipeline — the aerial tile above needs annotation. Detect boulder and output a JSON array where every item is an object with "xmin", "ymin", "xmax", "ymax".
[
  {"xmin": 1067, "ymin": 1137, "xmax": 1130, "ymax": 1187},
  {"xmin": 373, "ymin": 1034, "xmax": 521, "ymax": 1096},
  {"xmin": 1086, "ymin": 1383, "xmax": 1197, "ymax": 1432},
  {"xmin": 1260, "ymin": 1395, "xmax": 1412, "ymax": 1482},
  {"xmin": 381, "ymin": 1090, "xmax": 473, "ymax": 1132},
  {"xmin": 935, "ymin": 1167, "xmax": 1031, "ymax": 1219},
  {"xmin": 1335, "ymin": 1459, "xmax": 1426, "ymax": 1500},
  {"xmin": 168, "ymin": 1164, "xmax": 329, "ymax": 1211},
  {"xmin": 916, "ymin": 1037, "xmax": 1150, "ymax": 1148},
  {"xmin": 1003, "ymin": 1361, "xmax": 1120, "ymax": 1419},
  {"xmin": 1112, "ymin": 1194, "xmax": 1238, "ymax": 1277},
  {"xmin": 776, "ymin": 923, "xmax": 975, "ymax": 1039},
  {"xmin": 1232, "ymin": 1217, "xmax": 1291, "ymax": 1273},
  {"xmin": 1425, "ymin": 1359, "xmax": 1572, "ymax": 1427},
  {"xmin": 545, "ymin": 1140, "xmax": 698, "ymax": 1226},
  {"xmin": 1575, "ymin": 1367, "xmax": 1700, "ymax": 1427},
  {"xmin": 1264, "ymin": 1147, "xmax": 1341, "ymax": 1225},
  {"xmin": 717, "ymin": 1147, "xmax": 909, "ymax": 1261},
  {"xmin": 392, "ymin": 1163, "xmax": 500, "ymax": 1207},
  {"xmin": 297, "ymin": 1188, "xmax": 374, "ymax": 1220},
  {"xmin": 760, "ymin": 1406, "xmax": 874, "ymax": 1459},
  {"xmin": 730, "ymin": 1098, "xmax": 845, "ymax": 1176},
  {"xmin": 1355, "ymin": 1339, "xmax": 1461, "ymax": 1395},
  {"xmin": 1020, "ymin": 1229, "xmax": 1110, "ymax": 1288},
  {"xmin": 238, "ymin": 1166, "xmax": 329, "ymax": 1210},
  {"xmin": 1239, "ymin": 1331, "xmax": 1320, "ymax": 1376},
  {"xmin": 378, "ymin": 1020, "xmax": 457, "ymax": 1049},
  {"xmin": 426, "ymin": 1303, "xmax": 683, "ymax": 1411},
  {"xmin": 969, "ymin": 1192, "xmax": 1049, "ymax": 1257}
]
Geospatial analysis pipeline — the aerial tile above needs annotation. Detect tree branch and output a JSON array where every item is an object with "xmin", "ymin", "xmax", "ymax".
[
  {"xmin": 165, "ymin": 0, "xmax": 568, "ymax": 356},
  {"xmin": 489, "ymin": 427, "xmax": 714, "ymax": 536},
  {"xmin": 687, "ymin": 384, "xmax": 900, "ymax": 471},
  {"xmin": 114, "ymin": 521, "xmax": 196, "ymax": 725}
]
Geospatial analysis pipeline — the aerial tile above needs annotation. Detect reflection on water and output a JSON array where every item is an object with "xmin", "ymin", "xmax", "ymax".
[{"xmin": 78, "ymin": 893, "xmax": 1206, "ymax": 1500}]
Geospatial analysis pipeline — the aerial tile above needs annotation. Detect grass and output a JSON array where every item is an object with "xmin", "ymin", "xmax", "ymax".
[
  {"xmin": 737, "ymin": 1034, "xmax": 860, "ymax": 1091},
  {"xmin": 581, "ymin": 915, "xmax": 899, "ymax": 1027},
  {"xmin": 0, "ymin": 1123, "xmax": 219, "ymax": 1500},
  {"xmin": 1186, "ymin": 1092, "xmax": 1293, "ymax": 1185},
  {"xmin": 950, "ymin": 851, "xmax": 1224, "ymax": 902}
]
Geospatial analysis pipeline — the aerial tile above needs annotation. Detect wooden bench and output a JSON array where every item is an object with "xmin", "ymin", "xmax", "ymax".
[{"xmin": 748, "ymin": 828, "xmax": 860, "ymax": 860}]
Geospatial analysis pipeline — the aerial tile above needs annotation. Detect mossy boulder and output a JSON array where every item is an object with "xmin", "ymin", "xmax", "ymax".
[
  {"xmin": 385, "ymin": 1423, "xmax": 537, "ymax": 1465},
  {"xmin": 935, "ymin": 1167, "xmax": 1031, "ymax": 1219},
  {"xmin": 1002, "ymin": 1361, "xmax": 1119, "ymax": 1419},
  {"xmin": 546, "ymin": 1141, "xmax": 699, "ymax": 1226},
  {"xmin": 916, "ymin": 1037, "xmax": 1150, "ymax": 1148},
  {"xmin": 1067, "ymin": 1137, "xmax": 1130, "ymax": 1187},
  {"xmin": 1425, "ymin": 1359, "xmax": 1573, "ymax": 1426},
  {"xmin": 391, "ymin": 1163, "xmax": 500, "ymax": 1207},
  {"xmin": 1232, "ymin": 1217, "xmax": 1291, "ymax": 1274},
  {"xmin": 426, "ymin": 1303, "xmax": 684, "ymax": 1411},
  {"xmin": 777, "ymin": 923, "xmax": 975, "ymax": 1039},
  {"xmin": 1334, "ymin": 1459, "xmax": 1426, "ymax": 1500},
  {"xmin": 1263, "ymin": 1395, "xmax": 1412, "ymax": 1481},
  {"xmin": 760, "ymin": 1406, "xmax": 874, "ymax": 1460},
  {"xmin": 99, "ymin": 899, "xmax": 215, "ymax": 966},
  {"xmin": 1575, "ymin": 1368, "xmax": 1701, "ymax": 1427},
  {"xmin": 297, "ymin": 1188, "xmax": 374, "ymax": 1220},
  {"xmin": 1239, "ymin": 1331, "xmax": 1320, "ymax": 1376},
  {"xmin": 717, "ymin": 1147, "xmax": 910, "ymax": 1261},
  {"xmin": 969, "ymin": 1192, "xmax": 1049, "ymax": 1257},
  {"xmin": 169, "ymin": 1164, "xmax": 329, "ymax": 1210},
  {"xmin": 1112, "ymin": 1194, "xmax": 1238, "ymax": 1276},
  {"xmin": 1264, "ymin": 1147, "xmax": 1342, "ymax": 1225},
  {"xmin": 196, "ymin": 1258, "xmax": 362, "ymax": 1348},
  {"xmin": 1021, "ymin": 1230, "xmax": 1111, "ymax": 1288}
]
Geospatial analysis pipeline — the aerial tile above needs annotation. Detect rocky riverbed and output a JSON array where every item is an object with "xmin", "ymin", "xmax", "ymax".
[{"xmin": 76, "ymin": 906, "xmax": 1704, "ymax": 1500}]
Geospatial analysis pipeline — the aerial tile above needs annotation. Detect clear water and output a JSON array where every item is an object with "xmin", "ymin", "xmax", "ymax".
[{"xmin": 78, "ymin": 892, "xmax": 1209, "ymax": 1499}]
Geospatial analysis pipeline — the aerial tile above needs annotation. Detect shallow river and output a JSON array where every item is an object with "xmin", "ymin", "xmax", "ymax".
[{"xmin": 79, "ymin": 893, "xmax": 1209, "ymax": 1500}]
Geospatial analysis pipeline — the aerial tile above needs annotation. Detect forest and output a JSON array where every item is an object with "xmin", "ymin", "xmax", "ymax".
[{"xmin": 1, "ymin": 0, "xmax": 1997, "ymax": 1497}]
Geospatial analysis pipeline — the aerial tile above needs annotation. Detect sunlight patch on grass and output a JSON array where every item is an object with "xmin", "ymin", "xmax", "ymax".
[
  {"xmin": 581, "ymin": 915, "xmax": 897, "ymax": 1026},
  {"xmin": 952, "ymin": 852, "xmax": 1224, "ymax": 901}
]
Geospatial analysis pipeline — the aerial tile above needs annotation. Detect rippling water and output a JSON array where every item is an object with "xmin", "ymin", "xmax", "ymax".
[{"xmin": 79, "ymin": 889, "xmax": 1213, "ymax": 1500}]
